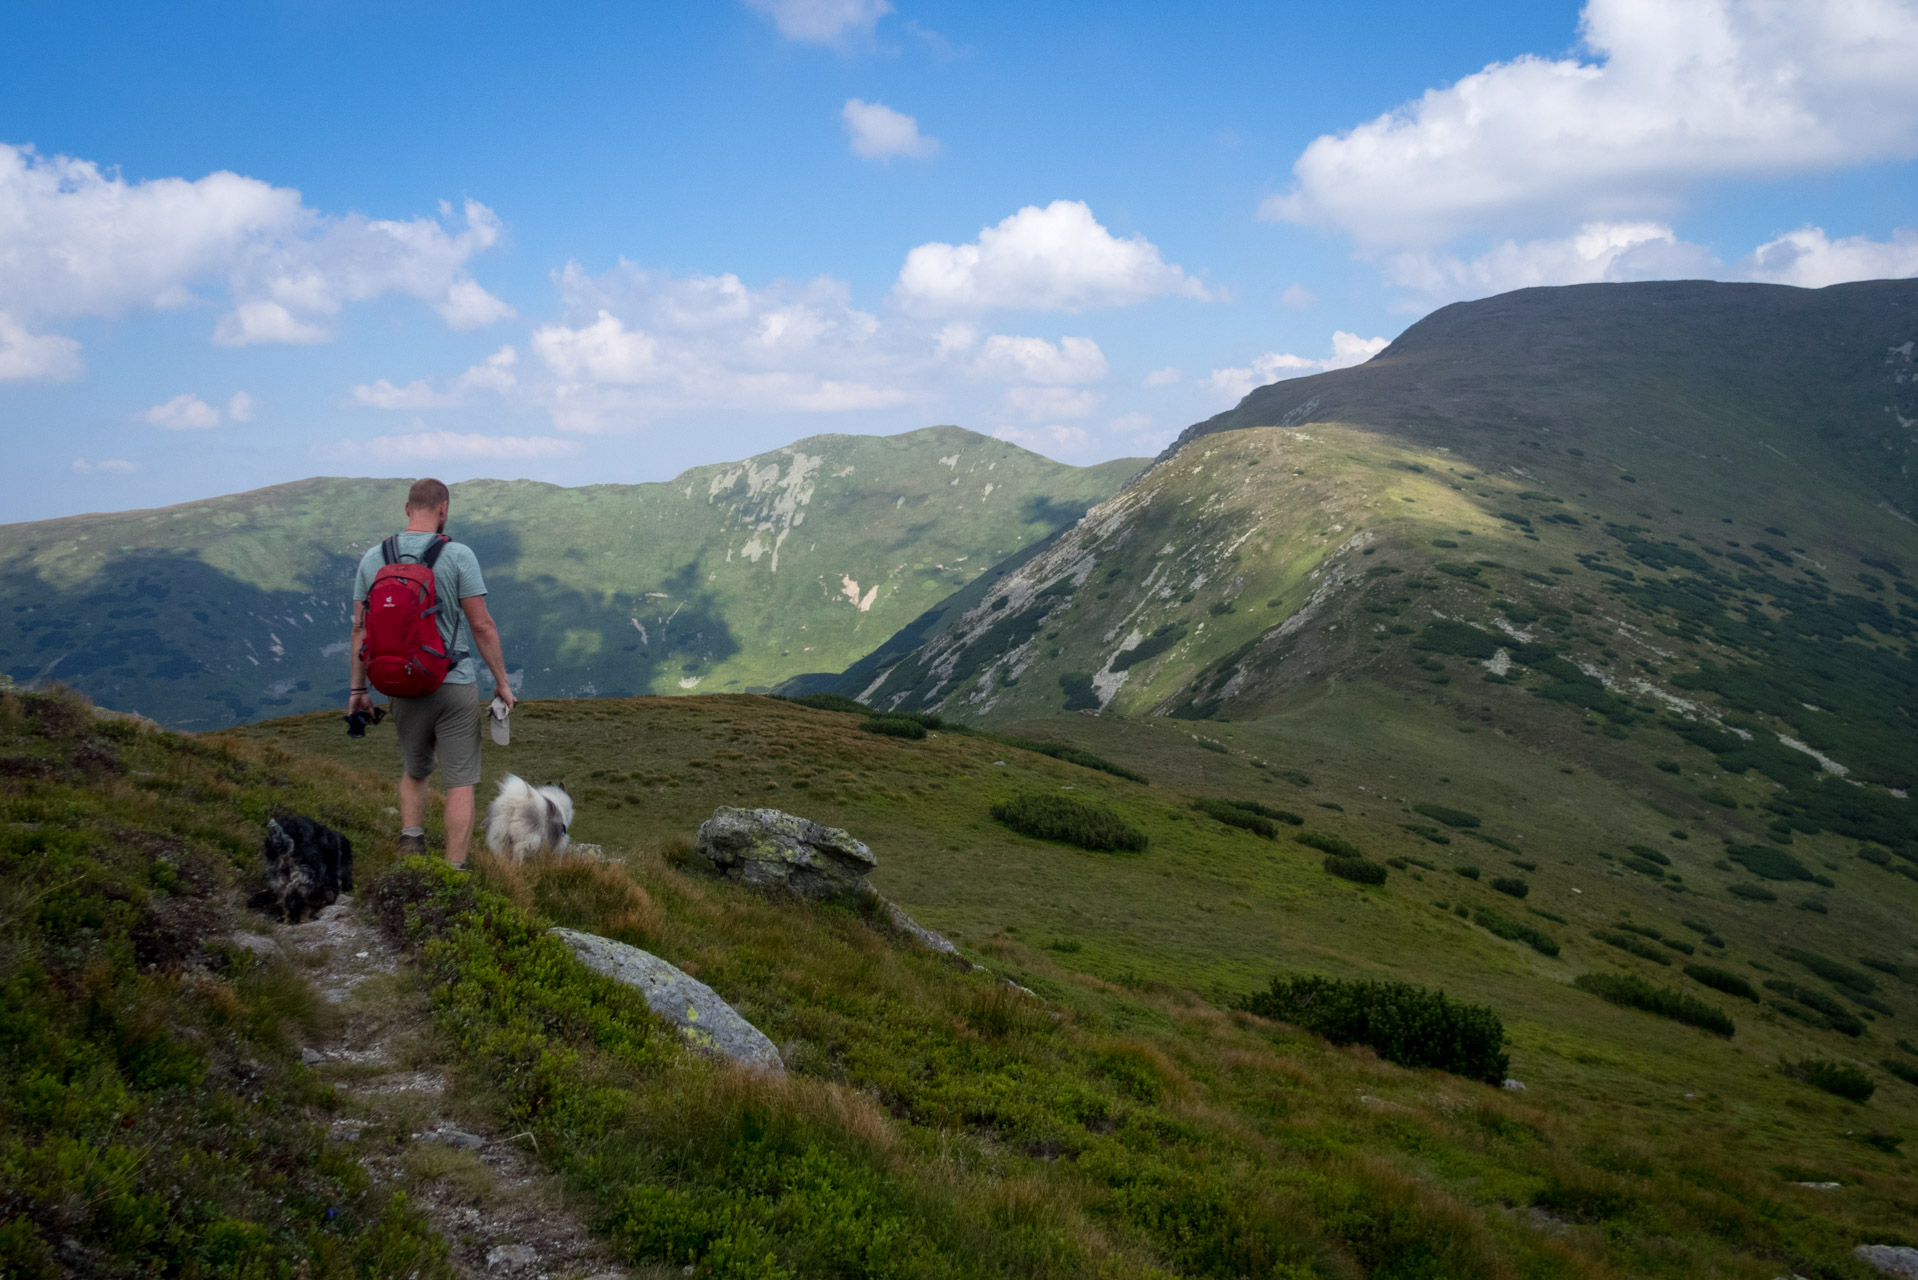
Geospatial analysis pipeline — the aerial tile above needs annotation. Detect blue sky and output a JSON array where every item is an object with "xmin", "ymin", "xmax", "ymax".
[{"xmin": 4, "ymin": 0, "xmax": 1917, "ymax": 521}]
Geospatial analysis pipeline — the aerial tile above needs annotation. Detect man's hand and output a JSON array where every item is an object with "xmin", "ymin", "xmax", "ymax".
[
  {"xmin": 493, "ymin": 686, "xmax": 517, "ymax": 714},
  {"xmin": 348, "ymin": 689, "xmax": 373, "ymax": 715}
]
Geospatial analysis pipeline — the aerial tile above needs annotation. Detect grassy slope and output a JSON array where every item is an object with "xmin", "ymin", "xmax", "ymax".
[
  {"xmin": 0, "ymin": 427, "xmax": 1141, "ymax": 729},
  {"xmin": 247, "ymin": 691, "xmax": 1918, "ymax": 1275}
]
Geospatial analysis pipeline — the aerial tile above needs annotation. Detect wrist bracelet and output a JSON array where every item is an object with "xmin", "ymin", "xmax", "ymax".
[{"xmin": 350, "ymin": 687, "xmax": 368, "ymax": 693}]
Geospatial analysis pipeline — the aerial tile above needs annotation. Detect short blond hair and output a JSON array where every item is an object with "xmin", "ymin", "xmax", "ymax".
[{"xmin": 406, "ymin": 478, "xmax": 450, "ymax": 510}]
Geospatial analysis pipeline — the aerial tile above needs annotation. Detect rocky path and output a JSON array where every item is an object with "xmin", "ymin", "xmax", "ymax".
[{"xmin": 251, "ymin": 897, "xmax": 649, "ymax": 1280}]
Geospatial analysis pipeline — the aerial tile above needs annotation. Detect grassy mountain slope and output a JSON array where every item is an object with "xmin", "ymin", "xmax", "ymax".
[
  {"xmin": 0, "ymin": 427, "xmax": 1141, "ymax": 729},
  {"xmin": 244, "ymin": 690, "xmax": 1918, "ymax": 1275}
]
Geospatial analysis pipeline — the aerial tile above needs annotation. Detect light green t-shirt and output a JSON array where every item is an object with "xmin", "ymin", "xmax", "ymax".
[{"xmin": 353, "ymin": 533, "xmax": 487, "ymax": 684}]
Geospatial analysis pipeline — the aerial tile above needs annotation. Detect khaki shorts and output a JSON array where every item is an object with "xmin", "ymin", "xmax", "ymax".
[{"xmin": 392, "ymin": 680, "xmax": 482, "ymax": 788}]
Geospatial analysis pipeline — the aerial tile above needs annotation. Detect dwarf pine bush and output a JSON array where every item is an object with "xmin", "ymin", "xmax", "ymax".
[
  {"xmin": 1685, "ymin": 964, "xmax": 1759, "ymax": 1001},
  {"xmin": 990, "ymin": 792, "xmax": 1148, "ymax": 852},
  {"xmin": 1474, "ymin": 907, "xmax": 1559, "ymax": 956},
  {"xmin": 1237, "ymin": 974, "xmax": 1509, "ymax": 1083},
  {"xmin": 1574, "ymin": 972, "xmax": 1735, "ymax": 1036},
  {"xmin": 1323, "ymin": 855, "xmax": 1389, "ymax": 885},
  {"xmin": 1782, "ymin": 1058, "xmax": 1875, "ymax": 1102}
]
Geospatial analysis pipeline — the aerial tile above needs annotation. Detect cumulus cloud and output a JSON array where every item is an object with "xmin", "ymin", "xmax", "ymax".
[
  {"xmin": 1279, "ymin": 284, "xmax": 1316, "ymax": 308},
  {"xmin": 1144, "ymin": 366, "xmax": 1180, "ymax": 386},
  {"xmin": 746, "ymin": 0, "xmax": 890, "ymax": 45},
  {"xmin": 1742, "ymin": 225, "xmax": 1918, "ymax": 287},
  {"xmin": 138, "ymin": 393, "xmax": 222, "ymax": 430},
  {"xmin": 1002, "ymin": 386, "xmax": 1102, "ymax": 422},
  {"xmin": 894, "ymin": 200, "xmax": 1210, "ymax": 314},
  {"xmin": 1267, "ymin": 0, "xmax": 1918, "ymax": 246},
  {"xmin": 1206, "ymin": 332, "xmax": 1389, "ymax": 404},
  {"xmin": 227, "ymin": 391, "xmax": 256, "ymax": 422},
  {"xmin": 321, "ymin": 431, "xmax": 580, "ymax": 463},
  {"xmin": 351, "ymin": 347, "xmax": 520, "ymax": 410},
  {"xmin": 992, "ymin": 423, "xmax": 1092, "ymax": 453},
  {"xmin": 0, "ymin": 142, "xmax": 511, "ymax": 377},
  {"xmin": 72, "ymin": 458, "xmax": 138, "ymax": 473},
  {"xmin": 1383, "ymin": 222, "xmax": 1721, "ymax": 305},
  {"xmin": 972, "ymin": 334, "xmax": 1107, "ymax": 385},
  {"xmin": 842, "ymin": 99, "xmax": 939, "ymax": 161}
]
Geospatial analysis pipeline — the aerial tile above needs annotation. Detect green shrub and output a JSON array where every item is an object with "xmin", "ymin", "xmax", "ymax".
[
  {"xmin": 1216, "ymin": 797, "xmax": 1305, "ymax": 825},
  {"xmin": 1781, "ymin": 1059, "xmax": 1874, "ymax": 1102},
  {"xmin": 1685, "ymin": 965, "xmax": 1759, "ymax": 1001},
  {"xmin": 1857, "ymin": 844, "xmax": 1893, "ymax": 867},
  {"xmin": 1763, "ymin": 981, "xmax": 1865, "ymax": 1036},
  {"xmin": 1412, "ymin": 620, "xmax": 1501, "ymax": 659},
  {"xmin": 990, "ymin": 792, "xmax": 1149, "ymax": 852},
  {"xmin": 1679, "ymin": 918, "xmax": 1718, "ymax": 935},
  {"xmin": 1883, "ymin": 1059, "xmax": 1918, "ymax": 1088},
  {"xmin": 1699, "ymin": 788, "xmax": 1741, "ymax": 809},
  {"xmin": 783, "ymin": 692, "xmax": 870, "ymax": 715},
  {"xmin": 1401, "ymin": 823, "xmax": 1454, "ymax": 845},
  {"xmin": 1776, "ymin": 947, "xmax": 1878, "ymax": 995},
  {"xmin": 1414, "ymin": 802, "xmax": 1483, "ymax": 829},
  {"xmin": 1112, "ymin": 622, "xmax": 1188, "ymax": 671},
  {"xmin": 1725, "ymin": 843, "xmax": 1814, "ymax": 882},
  {"xmin": 1622, "ymin": 856, "xmax": 1668, "ymax": 878},
  {"xmin": 860, "ymin": 716, "xmax": 927, "ymax": 739},
  {"xmin": 1058, "ymin": 672, "xmax": 1101, "ymax": 711},
  {"xmin": 1473, "ymin": 908, "xmax": 1560, "ymax": 957},
  {"xmin": 978, "ymin": 733, "xmax": 1147, "ymax": 783},
  {"xmin": 1728, "ymin": 883, "xmax": 1778, "ymax": 902},
  {"xmin": 1490, "ymin": 877, "xmax": 1529, "ymax": 898},
  {"xmin": 1625, "ymin": 844, "xmax": 1671, "ymax": 865},
  {"xmin": 1455, "ymin": 865, "xmax": 1481, "ymax": 880},
  {"xmin": 1591, "ymin": 929, "xmax": 1673, "ymax": 965},
  {"xmin": 1573, "ymin": 973, "xmax": 1735, "ymax": 1036},
  {"xmin": 1323, "ymin": 855, "xmax": 1388, "ymax": 885},
  {"xmin": 1656, "ymin": 760, "xmax": 1682, "ymax": 773},
  {"xmin": 1193, "ymin": 798, "xmax": 1277, "ymax": 838},
  {"xmin": 1297, "ymin": 831, "xmax": 1364, "ymax": 859},
  {"xmin": 1236, "ymin": 974, "xmax": 1509, "ymax": 1083},
  {"xmin": 1860, "ymin": 957, "xmax": 1918, "ymax": 983}
]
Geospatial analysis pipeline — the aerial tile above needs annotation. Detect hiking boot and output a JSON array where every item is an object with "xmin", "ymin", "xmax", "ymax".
[{"xmin": 397, "ymin": 833, "xmax": 427, "ymax": 857}]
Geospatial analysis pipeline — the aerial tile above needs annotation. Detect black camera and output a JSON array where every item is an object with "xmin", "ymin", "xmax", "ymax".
[{"xmin": 344, "ymin": 704, "xmax": 388, "ymax": 738}]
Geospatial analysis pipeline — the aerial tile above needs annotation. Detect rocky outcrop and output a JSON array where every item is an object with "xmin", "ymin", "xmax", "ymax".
[
  {"xmin": 695, "ymin": 807, "xmax": 877, "ymax": 899},
  {"xmin": 549, "ymin": 927, "xmax": 784, "ymax": 1073},
  {"xmin": 863, "ymin": 887, "xmax": 962, "ymax": 958}
]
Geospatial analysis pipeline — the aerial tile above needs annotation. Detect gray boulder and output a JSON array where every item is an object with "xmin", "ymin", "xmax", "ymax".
[
  {"xmin": 1857, "ymin": 1245, "xmax": 1918, "ymax": 1279},
  {"xmin": 864, "ymin": 888, "xmax": 962, "ymax": 959},
  {"xmin": 696, "ymin": 807, "xmax": 877, "ymax": 899},
  {"xmin": 550, "ymin": 927, "xmax": 783, "ymax": 1073}
]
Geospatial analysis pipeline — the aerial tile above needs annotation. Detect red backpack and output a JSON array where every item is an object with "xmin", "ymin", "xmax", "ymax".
[{"xmin": 361, "ymin": 534, "xmax": 455, "ymax": 698}]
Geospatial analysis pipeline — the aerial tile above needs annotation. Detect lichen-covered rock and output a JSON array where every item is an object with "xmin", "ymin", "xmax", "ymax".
[
  {"xmin": 696, "ymin": 806, "xmax": 877, "ymax": 899},
  {"xmin": 550, "ymin": 927, "xmax": 783, "ymax": 1073},
  {"xmin": 863, "ymin": 887, "xmax": 962, "ymax": 958}
]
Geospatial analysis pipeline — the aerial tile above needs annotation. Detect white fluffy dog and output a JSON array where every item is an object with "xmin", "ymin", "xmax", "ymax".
[{"xmin": 484, "ymin": 774, "xmax": 574, "ymax": 862}]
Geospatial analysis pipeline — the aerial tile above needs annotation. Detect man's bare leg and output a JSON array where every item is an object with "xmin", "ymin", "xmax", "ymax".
[
  {"xmin": 399, "ymin": 773, "xmax": 431, "ymax": 833},
  {"xmin": 444, "ymin": 785, "xmax": 475, "ymax": 866}
]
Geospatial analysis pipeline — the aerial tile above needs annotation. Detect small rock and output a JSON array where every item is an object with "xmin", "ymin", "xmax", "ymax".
[
  {"xmin": 1856, "ymin": 1246, "xmax": 1918, "ymax": 1279},
  {"xmin": 551, "ymin": 928, "xmax": 784, "ymax": 1073},
  {"xmin": 1789, "ymin": 1181, "xmax": 1842, "ymax": 1190},
  {"xmin": 229, "ymin": 931, "xmax": 281, "ymax": 960},
  {"xmin": 485, "ymin": 1243, "xmax": 538, "ymax": 1270},
  {"xmin": 301, "ymin": 1047, "xmax": 324, "ymax": 1066},
  {"xmin": 354, "ymin": 950, "xmax": 369, "ymax": 959},
  {"xmin": 419, "ymin": 1127, "xmax": 485, "ymax": 1150},
  {"xmin": 695, "ymin": 807, "xmax": 877, "ymax": 899},
  {"xmin": 864, "ymin": 888, "xmax": 961, "ymax": 957},
  {"xmin": 1502, "ymin": 1079, "xmax": 1527, "ymax": 1091}
]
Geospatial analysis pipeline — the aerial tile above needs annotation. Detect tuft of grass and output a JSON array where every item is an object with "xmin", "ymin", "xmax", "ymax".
[
  {"xmin": 990, "ymin": 792, "xmax": 1149, "ymax": 853},
  {"xmin": 1574, "ymin": 972, "xmax": 1736, "ymax": 1037},
  {"xmin": 1237, "ymin": 973, "xmax": 1509, "ymax": 1083},
  {"xmin": 1781, "ymin": 1058, "xmax": 1875, "ymax": 1103}
]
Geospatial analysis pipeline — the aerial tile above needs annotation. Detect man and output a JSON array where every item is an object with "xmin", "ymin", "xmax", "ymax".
[{"xmin": 346, "ymin": 478, "xmax": 515, "ymax": 869}]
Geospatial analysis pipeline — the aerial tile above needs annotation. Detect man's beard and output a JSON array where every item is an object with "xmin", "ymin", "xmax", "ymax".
[{"xmin": 436, "ymin": 514, "xmax": 447, "ymax": 534}]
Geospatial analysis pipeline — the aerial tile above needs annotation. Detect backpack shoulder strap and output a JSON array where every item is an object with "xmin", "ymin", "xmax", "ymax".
[
  {"xmin": 420, "ymin": 535, "xmax": 451, "ymax": 569},
  {"xmin": 380, "ymin": 535, "xmax": 400, "ymax": 565}
]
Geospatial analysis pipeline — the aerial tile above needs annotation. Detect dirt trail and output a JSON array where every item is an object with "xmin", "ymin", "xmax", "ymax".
[{"xmin": 258, "ymin": 896, "xmax": 647, "ymax": 1280}]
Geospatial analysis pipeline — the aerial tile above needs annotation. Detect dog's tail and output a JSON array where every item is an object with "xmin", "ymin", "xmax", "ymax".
[{"xmin": 484, "ymin": 773, "xmax": 533, "ymax": 856}]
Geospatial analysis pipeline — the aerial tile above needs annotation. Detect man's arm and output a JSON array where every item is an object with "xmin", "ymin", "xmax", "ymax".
[
  {"xmin": 461, "ymin": 595, "xmax": 515, "ymax": 711},
  {"xmin": 347, "ymin": 600, "xmax": 372, "ymax": 713}
]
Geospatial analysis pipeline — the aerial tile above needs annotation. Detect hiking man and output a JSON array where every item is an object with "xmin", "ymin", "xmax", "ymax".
[{"xmin": 346, "ymin": 478, "xmax": 514, "ymax": 869}]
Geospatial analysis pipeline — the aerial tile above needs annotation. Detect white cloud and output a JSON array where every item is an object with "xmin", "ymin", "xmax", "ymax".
[
  {"xmin": 894, "ymin": 200, "xmax": 1210, "ymax": 314},
  {"xmin": 227, "ymin": 391, "xmax": 256, "ymax": 422},
  {"xmin": 138, "ymin": 393, "xmax": 221, "ymax": 430},
  {"xmin": 1144, "ymin": 366, "xmax": 1180, "ymax": 386},
  {"xmin": 0, "ymin": 143, "xmax": 511, "ymax": 370},
  {"xmin": 746, "ymin": 0, "xmax": 890, "ymax": 45},
  {"xmin": 1206, "ymin": 331, "xmax": 1389, "ymax": 404},
  {"xmin": 532, "ymin": 311, "xmax": 662, "ymax": 385},
  {"xmin": 1002, "ymin": 386, "xmax": 1102, "ymax": 421},
  {"xmin": 322, "ymin": 431, "xmax": 580, "ymax": 463},
  {"xmin": 1280, "ymin": 284, "xmax": 1316, "ymax": 308},
  {"xmin": 1742, "ymin": 225, "xmax": 1918, "ymax": 287},
  {"xmin": 992, "ymin": 423, "xmax": 1092, "ymax": 454},
  {"xmin": 0, "ymin": 311, "xmax": 83, "ymax": 382},
  {"xmin": 973, "ymin": 334, "xmax": 1107, "ymax": 385},
  {"xmin": 842, "ymin": 99, "xmax": 939, "ymax": 161},
  {"xmin": 72, "ymin": 457, "xmax": 138, "ymax": 473},
  {"xmin": 351, "ymin": 346, "xmax": 520, "ymax": 410},
  {"xmin": 1266, "ymin": 0, "xmax": 1918, "ymax": 246},
  {"xmin": 1383, "ymin": 222, "xmax": 1721, "ymax": 304}
]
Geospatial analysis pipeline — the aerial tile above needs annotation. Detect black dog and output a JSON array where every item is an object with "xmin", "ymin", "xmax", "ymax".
[{"xmin": 261, "ymin": 816, "xmax": 354, "ymax": 923}]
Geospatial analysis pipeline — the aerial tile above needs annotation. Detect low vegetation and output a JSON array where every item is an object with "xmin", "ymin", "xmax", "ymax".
[
  {"xmin": 989, "ymin": 792, "xmax": 1149, "ymax": 852},
  {"xmin": 1684, "ymin": 964, "xmax": 1760, "ymax": 1001},
  {"xmin": 1782, "ymin": 1058, "xmax": 1876, "ymax": 1103},
  {"xmin": 1574, "ymin": 973, "xmax": 1737, "ymax": 1037},
  {"xmin": 1473, "ymin": 907, "xmax": 1559, "ymax": 956},
  {"xmin": 1322, "ymin": 854, "xmax": 1388, "ymax": 885},
  {"xmin": 1236, "ymin": 974, "xmax": 1509, "ymax": 1083}
]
